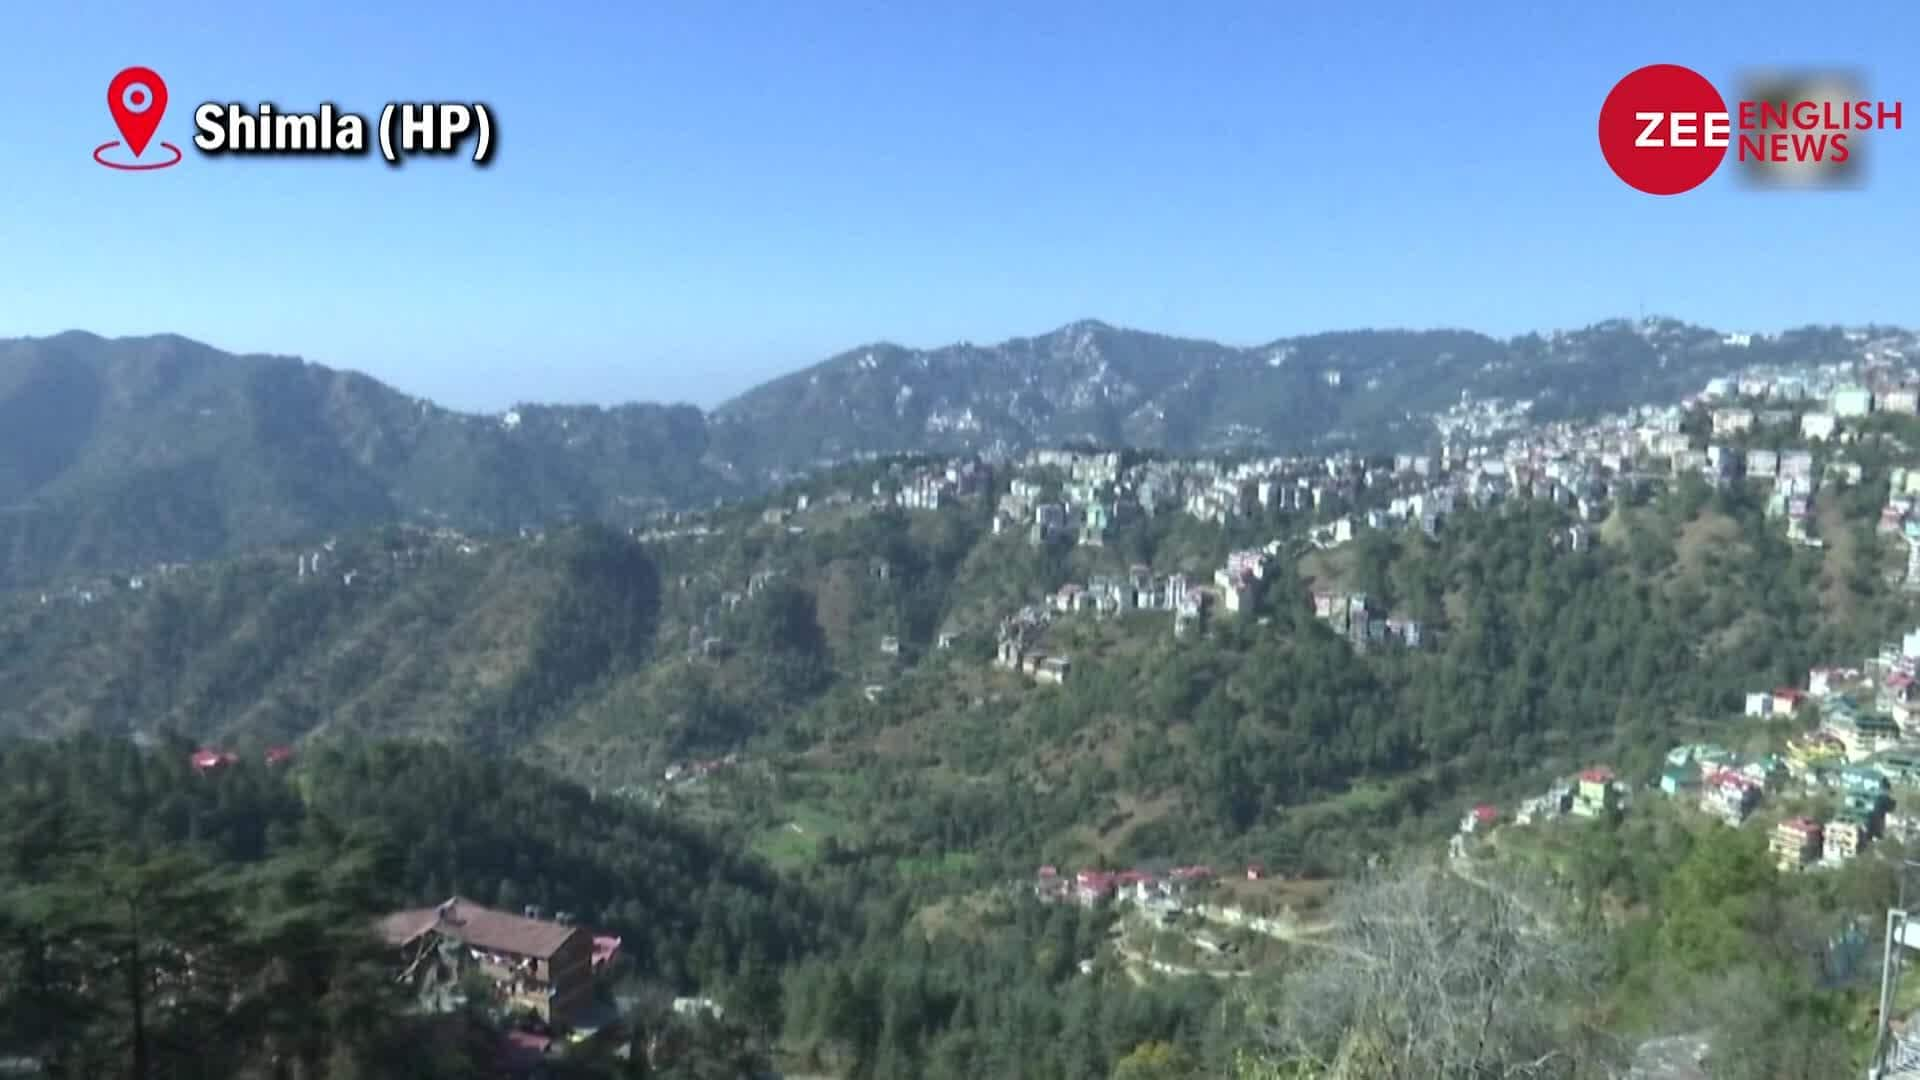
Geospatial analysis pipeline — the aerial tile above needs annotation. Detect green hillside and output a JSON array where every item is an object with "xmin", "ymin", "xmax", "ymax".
[
  {"xmin": 1, "ymin": 522, "xmax": 662, "ymax": 751},
  {"xmin": 0, "ymin": 332, "xmax": 729, "ymax": 590},
  {"xmin": 0, "ymin": 732, "xmax": 835, "ymax": 1077},
  {"xmin": 5, "ymin": 458, "xmax": 1918, "ymax": 1077},
  {"xmin": 7, "ymin": 464, "xmax": 1913, "ymax": 883}
]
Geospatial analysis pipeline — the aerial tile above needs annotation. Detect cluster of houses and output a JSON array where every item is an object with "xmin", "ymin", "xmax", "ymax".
[
  {"xmin": 991, "ymin": 549, "xmax": 1280, "ymax": 678},
  {"xmin": 1452, "ymin": 768, "xmax": 1624, "ymax": 855},
  {"xmin": 986, "ymin": 447, "xmax": 1478, "ymax": 547},
  {"xmin": 1699, "ymin": 443, "xmax": 1820, "ymax": 493},
  {"xmin": 947, "ymin": 416, "xmax": 1690, "ymax": 568},
  {"xmin": 1432, "ymin": 372, "xmax": 1920, "ymax": 559},
  {"xmin": 661, "ymin": 753, "xmax": 740, "ymax": 785},
  {"xmin": 1878, "ymin": 468, "xmax": 1920, "ymax": 590},
  {"xmin": 1309, "ymin": 591, "xmax": 1424, "ymax": 651},
  {"xmin": 1414, "ymin": 341, "xmax": 1920, "ymax": 556},
  {"xmin": 1655, "ymin": 735, "xmax": 1901, "ymax": 872},
  {"xmin": 1453, "ymin": 766, "xmax": 1627, "ymax": 855},
  {"xmin": 1705, "ymin": 375, "xmax": 1918, "ymax": 442},
  {"xmin": 1710, "ymin": 632, "xmax": 1920, "ymax": 866},
  {"xmin": 1047, "ymin": 565, "xmax": 1199, "ymax": 620},
  {"xmin": 190, "ymin": 745, "xmax": 295, "ymax": 772},
  {"xmin": 888, "ymin": 458, "xmax": 994, "ymax": 510},
  {"xmin": 1769, "ymin": 812, "xmax": 1876, "ymax": 871},
  {"xmin": 398, "ymin": 341, "xmax": 1920, "ymax": 729},
  {"xmin": 1467, "ymin": 624, "xmax": 1920, "ymax": 874},
  {"xmin": 1032, "ymin": 863, "xmax": 1231, "ymax": 909},
  {"xmin": 676, "ymin": 565, "xmax": 790, "ymax": 660},
  {"xmin": 975, "ymin": 438, "xmax": 1809, "ymax": 659},
  {"xmin": 290, "ymin": 528, "xmax": 487, "ymax": 589},
  {"xmin": 35, "ymin": 559, "xmax": 198, "ymax": 609},
  {"xmin": 990, "ymin": 545, "xmax": 1295, "ymax": 682},
  {"xmin": 750, "ymin": 459, "xmax": 995, "ymax": 530},
  {"xmin": 994, "ymin": 639, "xmax": 1072, "ymax": 686},
  {"xmin": 1692, "ymin": 368, "xmax": 1920, "ymax": 550},
  {"xmin": 993, "ymin": 451, "xmax": 1133, "ymax": 545},
  {"xmin": 1308, "ymin": 483, "xmax": 1464, "ymax": 548}
]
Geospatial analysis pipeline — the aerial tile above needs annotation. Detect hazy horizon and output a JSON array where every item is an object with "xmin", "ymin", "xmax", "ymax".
[
  {"xmin": 5, "ymin": 310, "xmax": 1864, "ymax": 414},
  {"xmin": 6, "ymin": 2, "xmax": 1918, "ymax": 411}
]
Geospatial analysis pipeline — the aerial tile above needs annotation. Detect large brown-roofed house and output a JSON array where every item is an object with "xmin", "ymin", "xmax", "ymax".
[{"xmin": 378, "ymin": 897, "xmax": 594, "ymax": 1026}]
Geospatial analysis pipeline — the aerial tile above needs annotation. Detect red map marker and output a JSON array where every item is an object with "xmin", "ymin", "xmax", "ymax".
[{"xmin": 107, "ymin": 67, "xmax": 167, "ymax": 157}]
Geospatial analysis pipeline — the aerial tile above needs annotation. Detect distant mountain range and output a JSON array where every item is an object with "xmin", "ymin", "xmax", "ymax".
[{"xmin": 0, "ymin": 319, "xmax": 1891, "ymax": 587}]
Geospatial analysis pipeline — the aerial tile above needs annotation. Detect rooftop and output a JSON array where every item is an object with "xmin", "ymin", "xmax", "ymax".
[{"xmin": 377, "ymin": 897, "xmax": 583, "ymax": 960}]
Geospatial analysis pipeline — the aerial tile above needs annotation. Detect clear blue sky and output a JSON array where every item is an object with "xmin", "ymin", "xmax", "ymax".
[{"xmin": 3, "ymin": 2, "xmax": 1917, "ymax": 410}]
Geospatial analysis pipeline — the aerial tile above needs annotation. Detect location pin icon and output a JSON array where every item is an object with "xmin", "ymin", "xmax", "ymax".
[{"xmin": 108, "ymin": 67, "xmax": 168, "ymax": 157}]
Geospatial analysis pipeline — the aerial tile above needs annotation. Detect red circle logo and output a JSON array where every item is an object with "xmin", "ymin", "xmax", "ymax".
[{"xmin": 1599, "ymin": 64, "xmax": 1729, "ymax": 195}]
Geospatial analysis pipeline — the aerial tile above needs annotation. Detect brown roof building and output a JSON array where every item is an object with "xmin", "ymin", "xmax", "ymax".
[{"xmin": 379, "ymin": 897, "xmax": 594, "ymax": 1026}]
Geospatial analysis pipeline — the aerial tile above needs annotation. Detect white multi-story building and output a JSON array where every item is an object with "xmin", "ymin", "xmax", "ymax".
[
  {"xmin": 1802, "ymin": 412, "xmax": 1840, "ymax": 440},
  {"xmin": 1833, "ymin": 386, "xmax": 1875, "ymax": 418}
]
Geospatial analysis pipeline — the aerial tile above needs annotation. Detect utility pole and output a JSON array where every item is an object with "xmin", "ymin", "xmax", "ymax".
[
  {"xmin": 1878, "ymin": 909, "xmax": 1904, "ymax": 1076},
  {"xmin": 1873, "ymin": 862, "xmax": 1920, "ymax": 1078}
]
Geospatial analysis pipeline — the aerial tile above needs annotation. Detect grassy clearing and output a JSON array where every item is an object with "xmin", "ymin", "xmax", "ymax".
[
  {"xmin": 897, "ymin": 851, "xmax": 981, "ymax": 882},
  {"xmin": 749, "ymin": 801, "xmax": 856, "ymax": 869},
  {"xmin": 1297, "ymin": 547, "xmax": 1357, "ymax": 595},
  {"xmin": 1669, "ymin": 511, "xmax": 1744, "ymax": 588}
]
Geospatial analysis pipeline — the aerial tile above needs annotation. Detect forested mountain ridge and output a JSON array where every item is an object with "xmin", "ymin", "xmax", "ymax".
[
  {"xmin": 4, "ymin": 318, "xmax": 1899, "ymax": 588},
  {"xmin": 0, "ymin": 522, "xmax": 663, "ymax": 752},
  {"xmin": 710, "ymin": 316, "xmax": 1820, "ymax": 465},
  {"xmin": 8, "ymin": 456, "xmax": 1913, "ymax": 882},
  {"xmin": 0, "ymin": 331, "xmax": 730, "ymax": 590}
]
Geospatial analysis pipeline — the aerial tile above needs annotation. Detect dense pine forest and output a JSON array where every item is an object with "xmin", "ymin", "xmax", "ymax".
[{"xmin": 0, "ymin": 731, "xmax": 1899, "ymax": 1078}]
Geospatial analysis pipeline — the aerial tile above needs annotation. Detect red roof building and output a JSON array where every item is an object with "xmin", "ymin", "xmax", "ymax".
[
  {"xmin": 1074, "ymin": 870, "xmax": 1116, "ymax": 905},
  {"xmin": 191, "ymin": 748, "xmax": 239, "ymax": 772},
  {"xmin": 264, "ymin": 745, "xmax": 295, "ymax": 766},
  {"xmin": 1704, "ymin": 768, "xmax": 1759, "ymax": 792},
  {"xmin": 1778, "ymin": 816, "xmax": 1822, "ymax": 837},
  {"xmin": 1771, "ymin": 817, "xmax": 1824, "ymax": 869},
  {"xmin": 378, "ymin": 897, "xmax": 595, "ymax": 1026}
]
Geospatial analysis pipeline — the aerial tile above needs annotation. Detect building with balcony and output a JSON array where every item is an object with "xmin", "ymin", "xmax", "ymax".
[
  {"xmin": 1771, "ymin": 817, "xmax": 1823, "ymax": 871},
  {"xmin": 1571, "ymin": 767, "xmax": 1621, "ymax": 818},
  {"xmin": 377, "ymin": 897, "xmax": 595, "ymax": 1027}
]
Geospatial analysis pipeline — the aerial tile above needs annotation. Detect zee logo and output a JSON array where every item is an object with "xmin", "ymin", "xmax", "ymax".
[
  {"xmin": 1632, "ymin": 111, "xmax": 1731, "ymax": 149},
  {"xmin": 1599, "ymin": 64, "xmax": 1729, "ymax": 195}
]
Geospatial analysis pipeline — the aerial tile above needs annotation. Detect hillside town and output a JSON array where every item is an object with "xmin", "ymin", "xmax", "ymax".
[
  {"xmin": 23, "ymin": 0, "xmax": 1920, "ymax": 1069},
  {"xmin": 31, "ymin": 324, "xmax": 1920, "ymax": 652},
  {"xmin": 1455, "ymin": 622, "xmax": 1920, "ymax": 876}
]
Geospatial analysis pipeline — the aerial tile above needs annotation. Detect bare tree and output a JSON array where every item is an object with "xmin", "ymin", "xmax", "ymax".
[{"xmin": 1234, "ymin": 860, "xmax": 1619, "ymax": 1080}]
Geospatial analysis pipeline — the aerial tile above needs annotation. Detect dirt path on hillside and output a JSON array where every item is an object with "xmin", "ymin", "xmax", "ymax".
[{"xmin": 1817, "ymin": 495, "xmax": 1863, "ymax": 626}]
